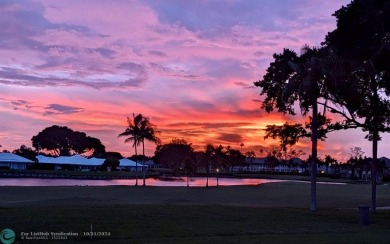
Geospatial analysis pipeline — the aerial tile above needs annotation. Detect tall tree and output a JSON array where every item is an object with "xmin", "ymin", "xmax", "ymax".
[
  {"xmin": 154, "ymin": 138, "xmax": 195, "ymax": 186},
  {"xmin": 324, "ymin": 0, "xmax": 390, "ymax": 212},
  {"xmin": 154, "ymin": 138, "xmax": 194, "ymax": 170},
  {"xmin": 226, "ymin": 147, "xmax": 246, "ymax": 172},
  {"xmin": 203, "ymin": 144, "xmax": 214, "ymax": 187},
  {"xmin": 323, "ymin": 155, "xmax": 338, "ymax": 175},
  {"xmin": 31, "ymin": 125, "xmax": 106, "ymax": 156},
  {"xmin": 212, "ymin": 145, "xmax": 227, "ymax": 172},
  {"xmin": 138, "ymin": 115, "xmax": 161, "ymax": 186},
  {"xmin": 118, "ymin": 113, "xmax": 160, "ymax": 186},
  {"xmin": 118, "ymin": 114, "xmax": 143, "ymax": 186},
  {"xmin": 255, "ymin": 46, "xmax": 330, "ymax": 210}
]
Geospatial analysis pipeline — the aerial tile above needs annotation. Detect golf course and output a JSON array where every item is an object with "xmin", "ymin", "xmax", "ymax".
[{"xmin": 1, "ymin": 181, "xmax": 390, "ymax": 243}]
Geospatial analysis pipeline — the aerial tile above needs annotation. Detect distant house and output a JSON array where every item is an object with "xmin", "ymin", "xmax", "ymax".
[
  {"xmin": 36, "ymin": 155, "xmax": 145, "ymax": 171},
  {"xmin": 244, "ymin": 157, "xmax": 305, "ymax": 173},
  {"xmin": 245, "ymin": 157, "xmax": 267, "ymax": 172},
  {"xmin": 0, "ymin": 152, "xmax": 34, "ymax": 170},
  {"xmin": 380, "ymin": 157, "xmax": 390, "ymax": 174},
  {"xmin": 37, "ymin": 155, "xmax": 97, "ymax": 171},
  {"xmin": 118, "ymin": 158, "xmax": 146, "ymax": 172},
  {"xmin": 143, "ymin": 160, "xmax": 157, "ymax": 169}
]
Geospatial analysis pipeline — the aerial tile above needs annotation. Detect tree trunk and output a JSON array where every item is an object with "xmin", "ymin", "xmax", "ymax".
[
  {"xmin": 186, "ymin": 169, "xmax": 189, "ymax": 187},
  {"xmin": 206, "ymin": 162, "xmax": 209, "ymax": 187},
  {"xmin": 135, "ymin": 146, "xmax": 138, "ymax": 186},
  {"xmin": 310, "ymin": 99, "xmax": 318, "ymax": 211},
  {"xmin": 371, "ymin": 78, "xmax": 380, "ymax": 213},
  {"xmin": 371, "ymin": 131, "xmax": 378, "ymax": 212},
  {"xmin": 142, "ymin": 140, "xmax": 146, "ymax": 186}
]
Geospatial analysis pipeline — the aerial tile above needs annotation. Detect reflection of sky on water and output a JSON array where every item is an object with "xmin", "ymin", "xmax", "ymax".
[
  {"xmin": 0, "ymin": 177, "xmax": 283, "ymax": 187},
  {"xmin": 0, "ymin": 178, "xmax": 346, "ymax": 187}
]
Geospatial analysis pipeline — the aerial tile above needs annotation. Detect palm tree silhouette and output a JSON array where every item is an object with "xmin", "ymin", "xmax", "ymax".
[
  {"xmin": 118, "ymin": 114, "xmax": 143, "ymax": 186},
  {"xmin": 138, "ymin": 116, "xmax": 161, "ymax": 186},
  {"xmin": 204, "ymin": 144, "xmax": 214, "ymax": 187},
  {"xmin": 119, "ymin": 113, "xmax": 161, "ymax": 186}
]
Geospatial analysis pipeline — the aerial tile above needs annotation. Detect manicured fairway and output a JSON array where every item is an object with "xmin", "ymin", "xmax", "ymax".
[
  {"xmin": 2, "ymin": 205, "xmax": 390, "ymax": 243},
  {"xmin": 2, "ymin": 181, "xmax": 390, "ymax": 208},
  {"xmin": 1, "ymin": 181, "xmax": 390, "ymax": 243}
]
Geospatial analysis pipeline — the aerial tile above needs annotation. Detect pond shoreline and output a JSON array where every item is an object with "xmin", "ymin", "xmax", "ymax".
[
  {"xmin": 0, "ymin": 170, "xmax": 357, "ymax": 184},
  {"xmin": 0, "ymin": 170, "xmax": 161, "ymax": 180}
]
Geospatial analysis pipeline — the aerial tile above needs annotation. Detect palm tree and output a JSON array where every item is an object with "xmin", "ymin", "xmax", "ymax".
[
  {"xmin": 245, "ymin": 151, "xmax": 256, "ymax": 171},
  {"xmin": 118, "ymin": 113, "xmax": 143, "ymax": 186},
  {"xmin": 204, "ymin": 144, "xmax": 214, "ymax": 187},
  {"xmin": 138, "ymin": 116, "xmax": 161, "ymax": 186}
]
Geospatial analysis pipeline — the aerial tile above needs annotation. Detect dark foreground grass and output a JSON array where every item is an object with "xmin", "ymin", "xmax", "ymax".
[
  {"xmin": 2, "ymin": 183, "xmax": 390, "ymax": 243},
  {"xmin": 2, "ymin": 204, "xmax": 390, "ymax": 243}
]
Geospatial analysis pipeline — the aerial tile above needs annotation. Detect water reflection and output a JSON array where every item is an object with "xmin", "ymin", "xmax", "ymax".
[{"xmin": 0, "ymin": 177, "xmax": 282, "ymax": 187}]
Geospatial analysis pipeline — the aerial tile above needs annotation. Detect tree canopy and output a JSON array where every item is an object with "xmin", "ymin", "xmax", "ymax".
[
  {"xmin": 324, "ymin": 0, "xmax": 390, "ymax": 212},
  {"xmin": 154, "ymin": 138, "xmax": 195, "ymax": 172},
  {"xmin": 13, "ymin": 145, "xmax": 37, "ymax": 162},
  {"xmin": 31, "ymin": 125, "xmax": 106, "ymax": 156},
  {"xmin": 254, "ymin": 0, "xmax": 390, "ymax": 211},
  {"xmin": 101, "ymin": 157, "xmax": 120, "ymax": 171},
  {"xmin": 255, "ymin": 45, "xmax": 331, "ymax": 211}
]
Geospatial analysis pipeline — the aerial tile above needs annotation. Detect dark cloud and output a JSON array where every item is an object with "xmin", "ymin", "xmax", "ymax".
[
  {"xmin": 226, "ymin": 109, "xmax": 264, "ymax": 118},
  {"xmin": 117, "ymin": 78, "xmax": 147, "ymax": 88},
  {"xmin": 217, "ymin": 133, "xmax": 243, "ymax": 143},
  {"xmin": 150, "ymin": 63, "xmax": 201, "ymax": 79},
  {"xmin": 253, "ymin": 51, "xmax": 264, "ymax": 57},
  {"xmin": 148, "ymin": 50, "xmax": 167, "ymax": 57},
  {"xmin": 0, "ymin": 67, "xmax": 78, "ymax": 87},
  {"xmin": 145, "ymin": 0, "xmax": 304, "ymax": 39},
  {"xmin": 43, "ymin": 104, "xmax": 84, "ymax": 115},
  {"xmin": 89, "ymin": 48, "xmax": 117, "ymax": 58},
  {"xmin": 117, "ymin": 62, "xmax": 144, "ymax": 70},
  {"xmin": 11, "ymin": 99, "xmax": 30, "ymax": 107},
  {"xmin": 0, "ymin": 67, "xmax": 46, "ymax": 83},
  {"xmin": 0, "ymin": 66, "xmax": 147, "ymax": 89},
  {"xmin": 166, "ymin": 122, "xmax": 251, "ymax": 129},
  {"xmin": 234, "ymin": 81, "xmax": 255, "ymax": 89},
  {"xmin": 162, "ymin": 128, "xmax": 208, "ymax": 137}
]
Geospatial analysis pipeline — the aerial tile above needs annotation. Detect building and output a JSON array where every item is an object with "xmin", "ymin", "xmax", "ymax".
[
  {"xmin": 244, "ymin": 157, "xmax": 305, "ymax": 173},
  {"xmin": 118, "ymin": 158, "xmax": 146, "ymax": 171},
  {"xmin": 37, "ymin": 155, "xmax": 145, "ymax": 171},
  {"xmin": 0, "ymin": 152, "xmax": 34, "ymax": 170},
  {"xmin": 37, "ymin": 155, "xmax": 96, "ymax": 171}
]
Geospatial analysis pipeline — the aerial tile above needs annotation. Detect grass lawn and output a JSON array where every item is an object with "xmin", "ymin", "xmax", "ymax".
[{"xmin": 1, "ymin": 182, "xmax": 390, "ymax": 243}]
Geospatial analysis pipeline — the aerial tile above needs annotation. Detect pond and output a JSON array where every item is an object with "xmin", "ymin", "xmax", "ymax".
[{"xmin": 0, "ymin": 177, "xmax": 283, "ymax": 187}]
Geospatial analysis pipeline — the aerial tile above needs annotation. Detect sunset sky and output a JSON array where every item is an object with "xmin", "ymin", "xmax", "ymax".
[{"xmin": 1, "ymin": 0, "xmax": 386, "ymax": 161}]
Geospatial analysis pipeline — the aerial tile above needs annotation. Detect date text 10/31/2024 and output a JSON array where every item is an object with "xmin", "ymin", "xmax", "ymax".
[{"xmin": 83, "ymin": 232, "xmax": 111, "ymax": 237}]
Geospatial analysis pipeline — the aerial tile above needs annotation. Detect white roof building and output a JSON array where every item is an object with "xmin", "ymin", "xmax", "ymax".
[
  {"xmin": 36, "ymin": 155, "xmax": 145, "ymax": 171},
  {"xmin": 37, "ymin": 155, "xmax": 100, "ymax": 166},
  {"xmin": 88, "ymin": 157, "xmax": 106, "ymax": 166},
  {"xmin": 0, "ymin": 153, "xmax": 148, "ymax": 171},
  {"xmin": 118, "ymin": 158, "xmax": 146, "ymax": 172},
  {"xmin": 0, "ymin": 152, "xmax": 34, "ymax": 170}
]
